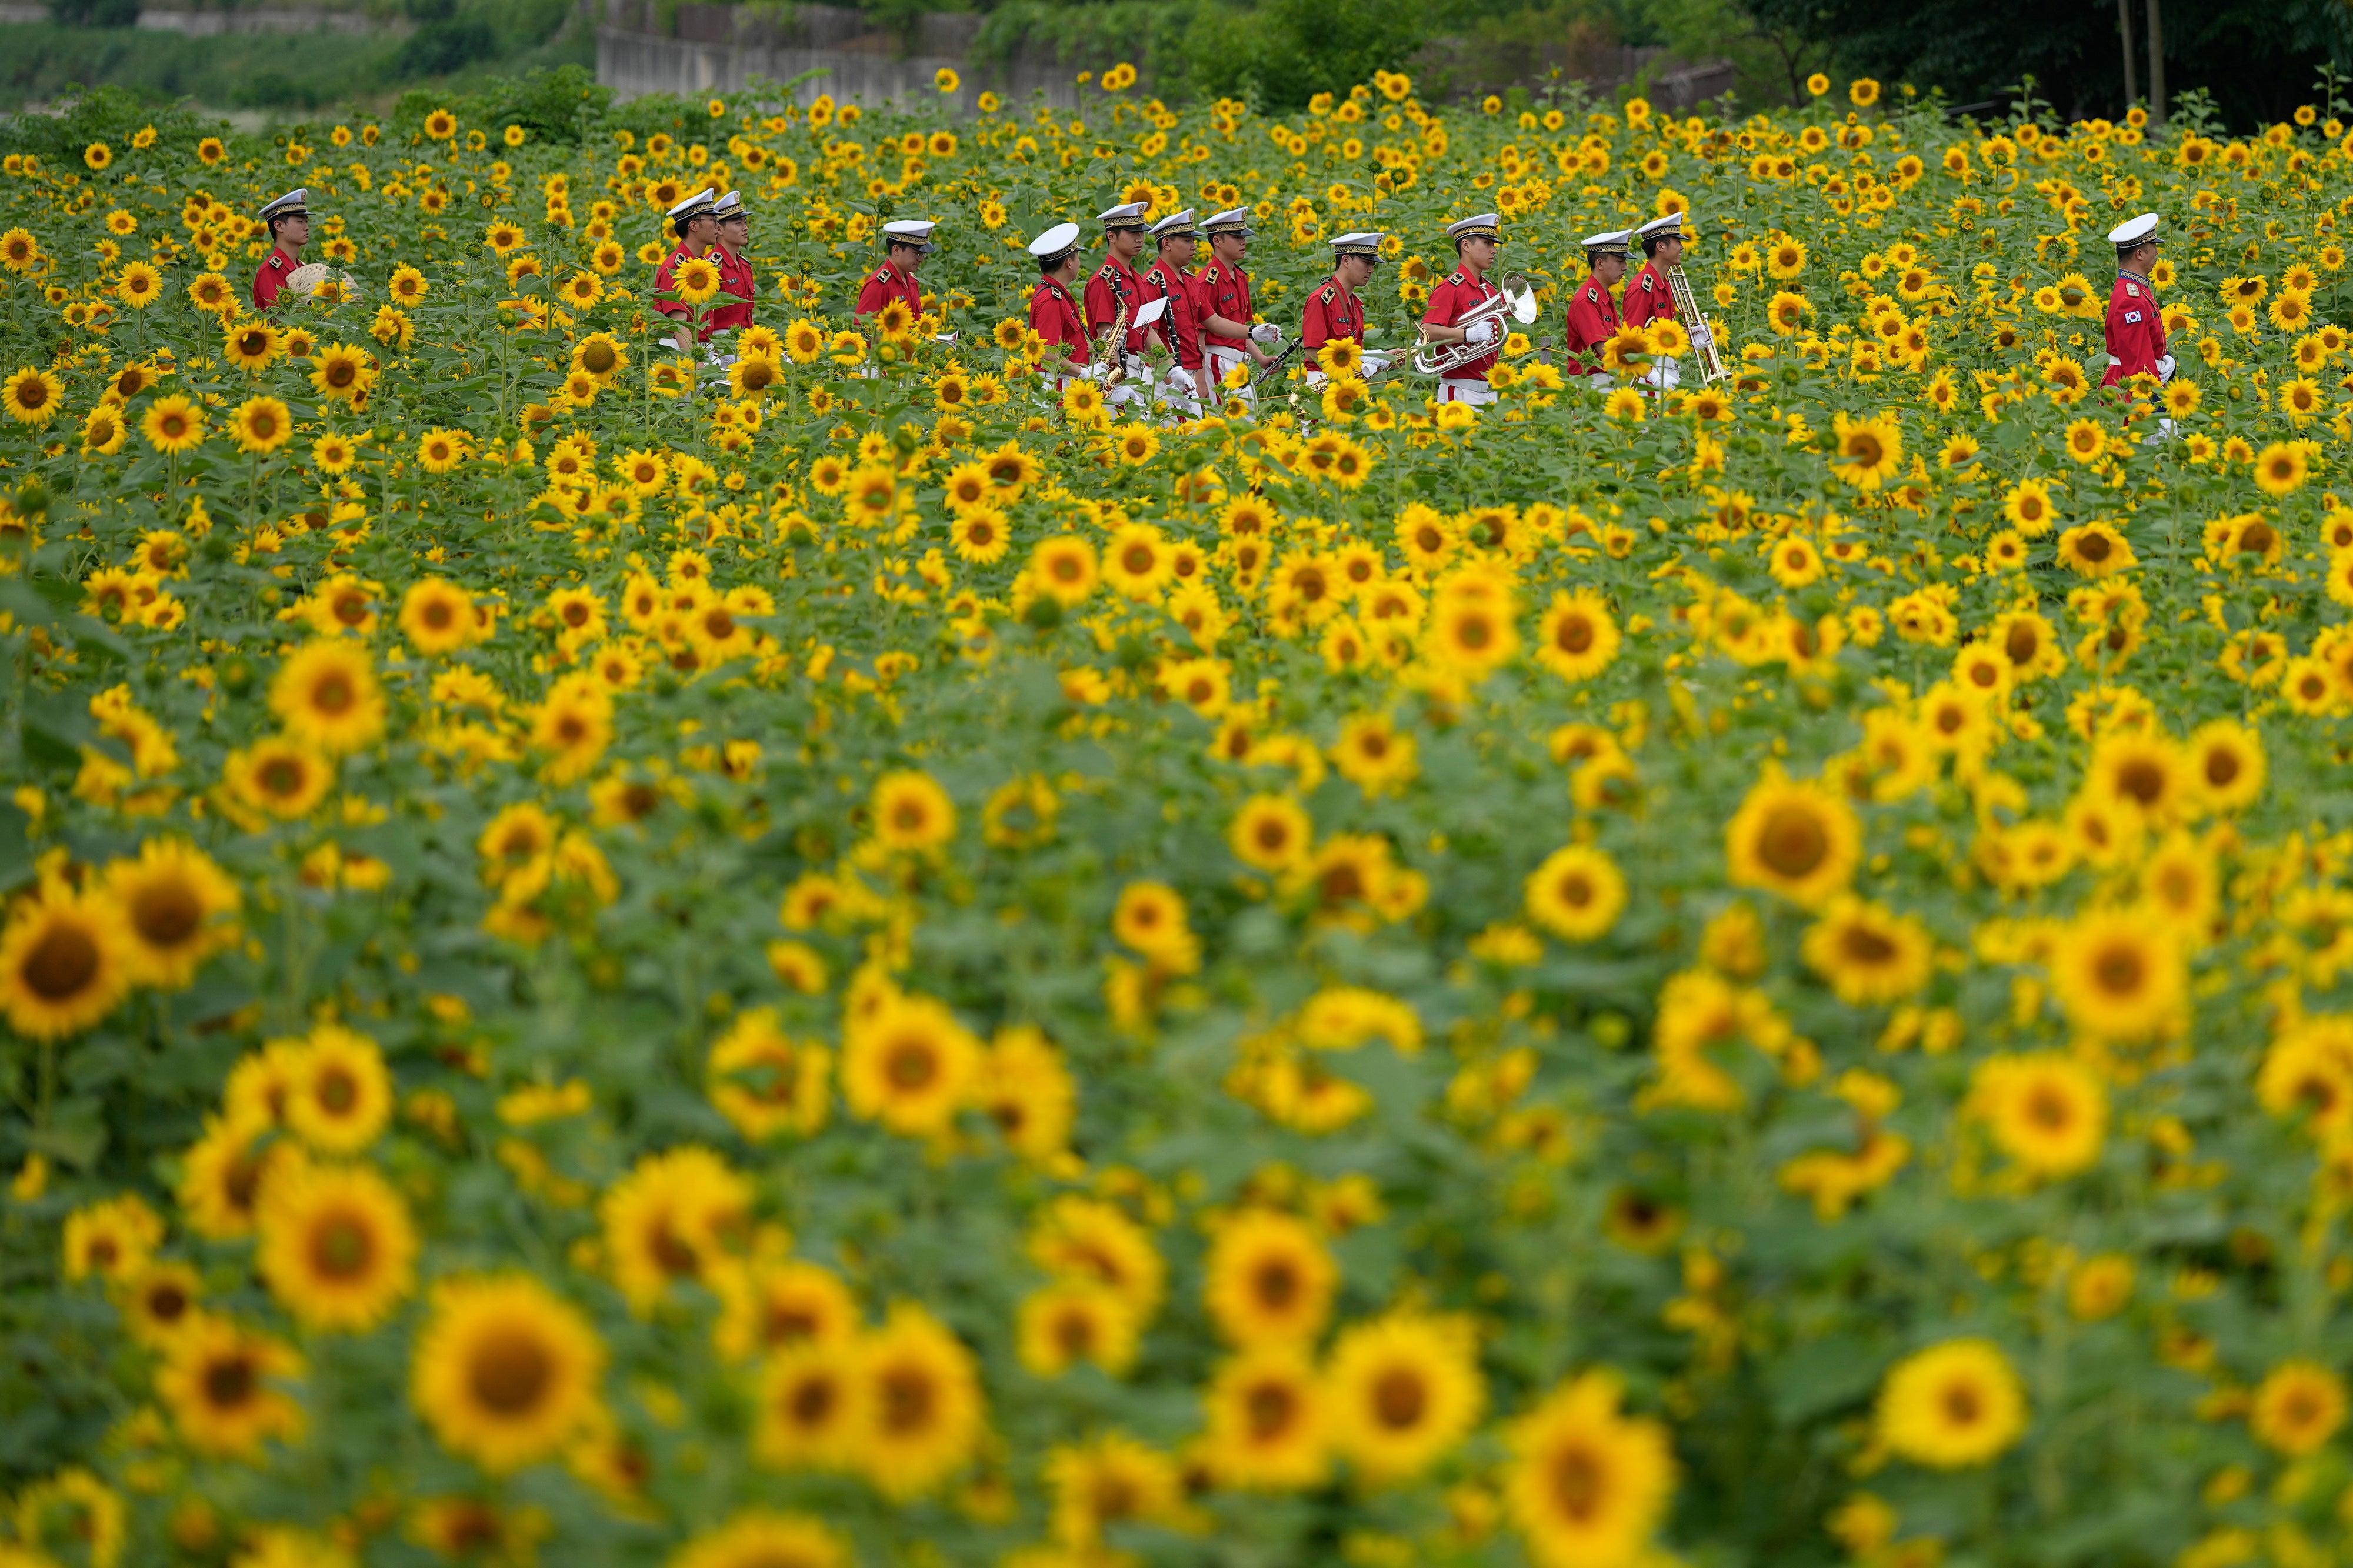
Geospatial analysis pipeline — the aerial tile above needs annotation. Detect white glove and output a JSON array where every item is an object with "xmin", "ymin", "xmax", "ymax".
[
  {"xmin": 1248, "ymin": 322, "xmax": 1280, "ymax": 345},
  {"xmin": 2155, "ymin": 355, "xmax": 2177, "ymax": 382},
  {"xmin": 1465, "ymin": 318, "xmax": 1500, "ymax": 347}
]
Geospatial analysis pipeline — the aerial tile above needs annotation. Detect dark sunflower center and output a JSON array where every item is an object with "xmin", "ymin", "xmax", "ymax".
[
  {"xmin": 23, "ymin": 922, "xmax": 99, "ymax": 1000},
  {"xmin": 132, "ymin": 881, "xmax": 202, "ymax": 947},
  {"xmin": 1758, "ymin": 805, "xmax": 1828, "ymax": 879}
]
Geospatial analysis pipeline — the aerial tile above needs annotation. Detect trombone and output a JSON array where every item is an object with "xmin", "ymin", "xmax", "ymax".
[
  {"xmin": 1665, "ymin": 264, "xmax": 1729, "ymax": 383},
  {"xmin": 1412, "ymin": 273, "xmax": 1539, "ymax": 377}
]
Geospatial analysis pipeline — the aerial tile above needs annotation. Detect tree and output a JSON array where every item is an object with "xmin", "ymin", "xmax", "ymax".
[{"xmin": 1736, "ymin": 0, "xmax": 2348, "ymax": 125}]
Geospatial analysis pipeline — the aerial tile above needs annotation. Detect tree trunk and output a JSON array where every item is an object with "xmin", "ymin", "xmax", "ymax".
[
  {"xmin": 2117, "ymin": 0, "xmax": 2138, "ymax": 109},
  {"xmin": 2147, "ymin": 0, "xmax": 2165, "ymax": 125}
]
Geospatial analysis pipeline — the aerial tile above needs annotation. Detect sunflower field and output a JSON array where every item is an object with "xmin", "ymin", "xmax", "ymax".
[{"xmin": 8, "ymin": 57, "xmax": 2353, "ymax": 1568}]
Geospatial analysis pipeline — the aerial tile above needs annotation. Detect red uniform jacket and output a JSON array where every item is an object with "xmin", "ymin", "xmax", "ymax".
[
  {"xmin": 2102, "ymin": 272, "xmax": 2167, "ymax": 386},
  {"xmin": 705, "ymin": 245, "xmax": 758, "ymax": 338},
  {"xmin": 1028, "ymin": 277, "xmax": 1088, "ymax": 371},
  {"xmin": 1564, "ymin": 273, "xmax": 1621, "ymax": 375},
  {"xmin": 653, "ymin": 242, "xmax": 704, "ymax": 331},
  {"xmin": 1082, "ymin": 258, "xmax": 1147, "ymax": 352},
  {"xmin": 1198, "ymin": 260, "xmax": 1254, "ymax": 358},
  {"xmin": 1301, "ymin": 277, "xmax": 1364, "ymax": 349},
  {"xmin": 854, "ymin": 261, "xmax": 922, "ymax": 323},
  {"xmin": 1139, "ymin": 259, "xmax": 1202, "ymax": 372},
  {"xmin": 1622, "ymin": 261, "xmax": 1677, "ymax": 332},
  {"xmin": 1421, "ymin": 268, "xmax": 1502, "ymax": 382},
  {"xmin": 251, "ymin": 246, "xmax": 298, "ymax": 311}
]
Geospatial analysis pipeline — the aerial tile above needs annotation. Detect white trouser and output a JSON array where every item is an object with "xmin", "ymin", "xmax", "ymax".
[
  {"xmin": 1586, "ymin": 372, "xmax": 1614, "ymax": 390},
  {"xmin": 1639, "ymin": 357, "xmax": 1682, "ymax": 392},
  {"xmin": 1207, "ymin": 346, "xmax": 1254, "ymax": 405},
  {"xmin": 1437, "ymin": 377, "xmax": 1495, "ymax": 405}
]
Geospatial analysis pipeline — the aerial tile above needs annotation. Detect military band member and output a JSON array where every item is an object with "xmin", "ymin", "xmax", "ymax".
[
  {"xmin": 1303, "ymin": 232, "xmax": 1385, "ymax": 386},
  {"xmin": 1418, "ymin": 213, "xmax": 1505, "ymax": 405},
  {"xmin": 855, "ymin": 218, "xmax": 935, "ymax": 323},
  {"xmin": 2103, "ymin": 212, "xmax": 2172, "ymax": 388},
  {"xmin": 251, "ymin": 188, "xmax": 311, "ymax": 311},
  {"xmin": 1622, "ymin": 213, "xmax": 1685, "ymax": 332},
  {"xmin": 1563, "ymin": 229, "xmax": 1630, "ymax": 387},
  {"xmin": 654, "ymin": 189, "xmax": 718, "ymax": 356},
  {"xmin": 704, "ymin": 190, "xmax": 758, "ymax": 348},
  {"xmin": 1139, "ymin": 209, "xmax": 1207, "ymax": 413},
  {"xmin": 1625, "ymin": 211, "xmax": 1691, "ymax": 390},
  {"xmin": 1084, "ymin": 201, "xmax": 1150, "ymax": 354},
  {"xmin": 1197, "ymin": 206, "xmax": 1280, "ymax": 400},
  {"xmin": 1026, "ymin": 222, "xmax": 1096, "ymax": 389}
]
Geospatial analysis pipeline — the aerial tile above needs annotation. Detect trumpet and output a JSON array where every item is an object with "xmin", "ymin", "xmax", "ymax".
[
  {"xmin": 1666, "ymin": 264, "xmax": 1729, "ymax": 383},
  {"xmin": 1412, "ymin": 272, "xmax": 1539, "ymax": 377}
]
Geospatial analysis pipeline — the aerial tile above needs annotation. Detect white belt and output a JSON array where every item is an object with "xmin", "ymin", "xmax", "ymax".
[{"xmin": 1438, "ymin": 377, "xmax": 1495, "ymax": 404}]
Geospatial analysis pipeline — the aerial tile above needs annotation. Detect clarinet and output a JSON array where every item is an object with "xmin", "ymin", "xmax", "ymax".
[{"xmin": 1250, "ymin": 337, "xmax": 1302, "ymax": 394}]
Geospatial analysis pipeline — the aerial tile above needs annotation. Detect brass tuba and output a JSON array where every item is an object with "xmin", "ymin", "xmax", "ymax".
[
  {"xmin": 1411, "ymin": 273, "xmax": 1538, "ymax": 376},
  {"xmin": 1665, "ymin": 264, "xmax": 1729, "ymax": 383}
]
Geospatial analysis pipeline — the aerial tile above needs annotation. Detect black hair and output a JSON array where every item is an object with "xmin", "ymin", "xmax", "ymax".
[
  {"xmin": 1156, "ymin": 231, "xmax": 1194, "ymax": 250},
  {"xmin": 267, "ymin": 211, "xmax": 305, "ymax": 242},
  {"xmin": 673, "ymin": 211, "xmax": 712, "ymax": 239},
  {"xmin": 1642, "ymin": 233, "xmax": 1672, "ymax": 258}
]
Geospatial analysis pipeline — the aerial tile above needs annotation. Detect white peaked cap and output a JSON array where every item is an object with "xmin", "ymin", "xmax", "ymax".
[
  {"xmin": 1446, "ymin": 213, "xmax": 1501, "ymax": 240},
  {"xmin": 1149, "ymin": 208, "xmax": 1196, "ymax": 238},
  {"xmin": 1637, "ymin": 211, "xmax": 1690, "ymax": 239},
  {"xmin": 711, "ymin": 190, "xmax": 745, "ymax": 218},
  {"xmin": 1027, "ymin": 222, "xmax": 1082, "ymax": 263},
  {"xmin": 666, "ymin": 188, "xmax": 717, "ymax": 222},
  {"xmin": 882, "ymin": 219, "xmax": 938, "ymax": 252},
  {"xmin": 1332, "ymin": 231, "xmax": 1385, "ymax": 258},
  {"xmin": 259, "ymin": 188, "xmax": 308, "ymax": 220},
  {"xmin": 1203, "ymin": 206, "xmax": 1253, "ymax": 235},
  {"xmin": 2108, "ymin": 212, "xmax": 2161, "ymax": 246},
  {"xmin": 1581, "ymin": 228, "xmax": 1631, "ymax": 254},
  {"xmin": 1098, "ymin": 201, "xmax": 1150, "ymax": 228}
]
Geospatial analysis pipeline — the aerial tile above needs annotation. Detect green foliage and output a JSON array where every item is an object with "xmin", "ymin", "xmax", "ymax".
[{"xmin": 0, "ymin": 84, "xmax": 208, "ymax": 162}]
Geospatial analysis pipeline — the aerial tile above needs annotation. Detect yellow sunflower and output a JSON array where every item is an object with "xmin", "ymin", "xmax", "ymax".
[
  {"xmin": 268, "ymin": 640, "xmax": 386, "ymax": 755},
  {"xmin": 255, "ymin": 1159, "xmax": 418, "ymax": 1333},
  {"xmin": 0, "ymin": 882, "xmax": 132, "ymax": 1041},
  {"xmin": 101, "ymin": 838, "xmax": 239, "ymax": 990},
  {"xmin": 1724, "ymin": 767, "xmax": 1861, "ymax": 908},
  {"xmin": 1875, "ymin": 1339, "xmax": 2027, "ymax": 1468},
  {"xmin": 843, "ymin": 1303, "xmax": 986, "ymax": 1497},
  {"xmin": 157, "ymin": 1316, "xmax": 305, "ymax": 1458},
  {"xmin": 1504, "ymin": 1370, "xmax": 1674, "ymax": 1567},
  {"xmin": 1325, "ymin": 1312, "xmax": 1485, "ymax": 1483},
  {"xmin": 410, "ymin": 1274, "xmax": 606, "ymax": 1472}
]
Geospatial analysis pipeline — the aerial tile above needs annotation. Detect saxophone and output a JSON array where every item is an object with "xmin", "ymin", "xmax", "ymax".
[{"xmin": 1093, "ymin": 295, "xmax": 1132, "ymax": 388}]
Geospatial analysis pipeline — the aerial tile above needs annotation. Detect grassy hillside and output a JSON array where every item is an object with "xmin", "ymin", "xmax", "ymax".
[{"xmin": 0, "ymin": 0, "xmax": 588, "ymax": 115}]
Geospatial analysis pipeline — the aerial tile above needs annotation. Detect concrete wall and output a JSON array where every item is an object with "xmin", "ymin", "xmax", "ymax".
[
  {"xmin": 0, "ymin": 3, "xmax": 406, "ymax": 31},
  {"xmin": 593, "ymin": 0, "xmax": 1736, "ymax": 114},
  {"xmin": 597, "ymin": 0, "xmax": 1092, "ymax": 112}
]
